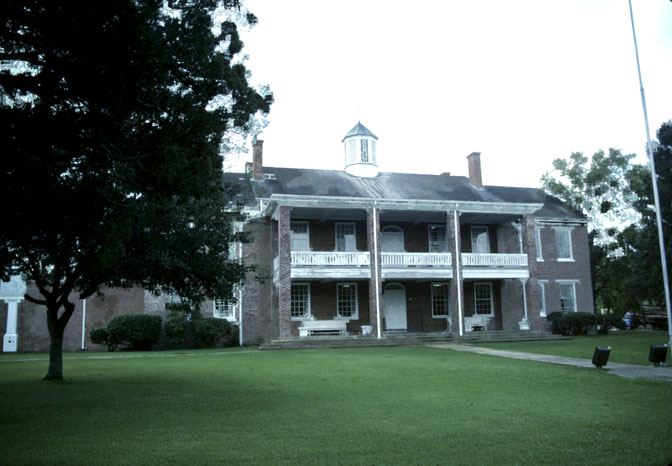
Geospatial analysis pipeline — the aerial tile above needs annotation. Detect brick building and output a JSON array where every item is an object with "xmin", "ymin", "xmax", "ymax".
[{"xmin": 1, "ymin": 122, "xmax": 594, "ymax": 351}]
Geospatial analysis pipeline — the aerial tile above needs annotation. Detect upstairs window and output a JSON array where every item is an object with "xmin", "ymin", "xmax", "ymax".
[
  {"xmin": 371, "ymin": 140, "xmax": 377, "ymax": 164},
  {"xmin": 428, "ymin": 225, "xmax": 447, "ymax": 252},
  {"xmin": 335, "ymin": 223, "xmax": 356, "ymax": 252},
  {"xmin": 535, "ymin": 226, "xmax": 544, "ymax": 261},
  {"xmin": 290, "ymin": 221, "xmax": 310, "ymax": 251},
  {"xmin": 291, "ymin": 283, "xmax": 310, "ymax": 319},
  {"xmin": 554, "ymin": 228, "xmax": 573, "ymax": 261},
  {"xmin": 337, "ymin": 283, "xmax": 358, "ymax": 319},
  {"xmin": 346, "ymin": 140, "xmax": 357, "ymax": 165},
  {"xmin": 432, "ymin": 283, "xmax": 450, "ymax": 317},
  {"xmin": 471, "ymin": 226, "xmax": 490, "ymax": 253}
]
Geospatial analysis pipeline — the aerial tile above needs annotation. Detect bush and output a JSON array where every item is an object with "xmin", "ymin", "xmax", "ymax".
[
  {"xmin": 192, "ymin": 318, "xmax": 232, "ymax": 348},
  {"xmin": 164, "ymin": 308, "xmax": 190, "ymax": 348},
  {"xmin": 107, "ymin": 314, "xmax": 162, "ymax": 351},
  {"xmin": 547, "ymin": 312, "xmax": 597, "ymax": 336},
  {"xmin": 90, "ymin": 327, "xmax": 119, "ymax": 352}
]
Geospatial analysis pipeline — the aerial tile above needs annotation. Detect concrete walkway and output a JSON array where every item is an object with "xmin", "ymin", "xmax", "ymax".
[{"xmin": 429, "ymin": 343, "xmax": 672, "ymax": 383}]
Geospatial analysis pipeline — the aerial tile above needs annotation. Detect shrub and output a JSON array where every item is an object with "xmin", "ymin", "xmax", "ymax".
[
  {"xmin": 192, "ymin": 318, "xmax": 232, "ymax": 348},
  {"xmin": 107, "ymin": 314, "xmax": 162, "ymax": 351},
  {"xmin": 165, "ymin": 308, "xmax": 190, "ymax": 348},
  {"xmin": 90, "ymin": 327, "xmax": 118, "ymax": 352},
  {"xmin": 546, "ymin": 312, "xmax": 597, "ymax": 336}
]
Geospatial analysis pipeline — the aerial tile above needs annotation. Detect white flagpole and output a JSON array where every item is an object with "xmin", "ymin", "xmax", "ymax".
[{"xmin": 628, "ymin": 0, "xmax": 672, "ymax": 348}]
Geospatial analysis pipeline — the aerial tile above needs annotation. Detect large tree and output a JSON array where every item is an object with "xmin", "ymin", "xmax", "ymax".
[{"xmin": 0, "ymin": 0, "xmax": 271, "ymax": 379}]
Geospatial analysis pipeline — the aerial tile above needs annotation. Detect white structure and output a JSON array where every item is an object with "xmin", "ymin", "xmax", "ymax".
[
  {"xmin": 1, "ymin": 276, "xmax": 26, "ymax": 352},
  {"xmin": 342, "ymin": 121, "xmax": 379, "ymax": 177}
]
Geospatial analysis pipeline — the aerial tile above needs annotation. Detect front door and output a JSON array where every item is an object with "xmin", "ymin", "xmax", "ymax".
[{"xmin": 384, "ymin": 285, "xmax": 407, "ymax": 331}]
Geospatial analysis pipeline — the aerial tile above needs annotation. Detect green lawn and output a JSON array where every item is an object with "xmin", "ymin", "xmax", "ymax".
[
  {"xmin": 478, "ymin": 330, "xmax": 672, "ymax": 365},
  {"xmin": 2, "ymin": 346, "xmax": 671, "ymax": 465}
]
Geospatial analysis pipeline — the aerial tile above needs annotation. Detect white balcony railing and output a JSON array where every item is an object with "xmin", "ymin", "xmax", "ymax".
[
  {"xmin": 291, "ymin": 251, "xmax": 370, "ymax": 267},
  {"xmin": 461, "ymin": 253, "xmax": 528, "ymax": 267},
  {"xmin": 382, "ymin": 253, "xmax": 452, "ymax": 267}
]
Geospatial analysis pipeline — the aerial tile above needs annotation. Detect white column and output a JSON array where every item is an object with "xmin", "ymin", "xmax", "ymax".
[
  {"xmin": 3, "ymin": 299, "xmax": 21, "ymax": 352},
  {"xmin": 2, "ymin": 276, "xmax": 26, "ymax": 353},
  {"xmin": 519, "ymin": 278, "xmax": 530, "ymax": 331}
]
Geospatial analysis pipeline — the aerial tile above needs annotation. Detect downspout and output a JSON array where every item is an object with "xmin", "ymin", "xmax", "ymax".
[
  {"xmin": 373, "ymin": 202, "xmax": 382, "ymax": 339},
  {"xmin": 453, "ymin": 210, "xmax": 463, "ymax": 337},
  {"xmin": 80, "ymin": 298, "xmax": 87, "ymax": 351}
]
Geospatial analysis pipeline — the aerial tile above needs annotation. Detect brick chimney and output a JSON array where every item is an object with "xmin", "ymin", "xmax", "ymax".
[
  {"xmin": 467, "ymin": 152, "xmax": 483, "ymax": 189},
  {"xmin": 252, "ymin": 139, "xmax": 264, "ymax": 180}
]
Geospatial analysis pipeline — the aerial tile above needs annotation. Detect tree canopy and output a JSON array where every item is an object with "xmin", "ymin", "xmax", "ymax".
[
  {"xmin": 541, "ymin": 122, "xmax": 671, "ymax": 316},
  {"xmin": 0, "ymin": 0, "xmax": 271, "ymax": 379}
]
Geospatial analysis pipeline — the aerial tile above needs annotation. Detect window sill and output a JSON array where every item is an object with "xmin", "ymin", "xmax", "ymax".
[
  {"xmin": 334, "ymin": 315, "xmax": 357, "ymax": 321},
  {"xmin": 432, "ymin": 314, "xmax": 450, "ymax": 319},
  {"xmin": 292, "ymin": 316, "xmax": 311, "ymax": 321},
  {"xmin": 557, "ymin": 258, "xmax": 574, "ymax": 262}
]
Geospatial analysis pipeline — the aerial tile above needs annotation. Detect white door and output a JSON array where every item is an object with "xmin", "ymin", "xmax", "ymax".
[
  {"xmin": 382, "ymin": 230, "xmax": 404, "ymax": 252},
  {"xmin": 384, "ymin": 287, "xmax": 407, "ymax": 330}
]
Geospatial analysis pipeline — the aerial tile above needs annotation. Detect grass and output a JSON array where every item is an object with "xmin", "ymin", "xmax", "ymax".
[
  {"xmin": 1, "ymin": 344, "xmax": 672, "ymax": 465},
  {"xmin": 477, "ymin": 330, "xmax": 672, "ymax": 365}
]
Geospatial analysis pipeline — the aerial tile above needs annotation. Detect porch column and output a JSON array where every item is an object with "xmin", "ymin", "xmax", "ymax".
[
  {"xmin": 367, "ymin": 206, "xmax": 383, "ymax": 338},
  {"xmin": 277, "ymin": 205, "xmax": 292, "ymax": 339},
  {"xmin": 522, "ymin": 214, "xmax": 543, "ymax": 331},
  {"xmin": 448, "ymin": 210, "xmax": 464, "ymax": 336},
  {"xmin": 519, "ymin": 278, "xmax": 530, "ymax": 331},
  {"xmin": 2, "ymin": 276, "xmax": 27, "ymax": 353}
]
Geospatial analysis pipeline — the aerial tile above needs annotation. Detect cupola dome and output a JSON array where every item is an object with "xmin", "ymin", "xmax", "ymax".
[{"xmin": 342, "ymin": 121, "xmax": 379, "ymax": 177}]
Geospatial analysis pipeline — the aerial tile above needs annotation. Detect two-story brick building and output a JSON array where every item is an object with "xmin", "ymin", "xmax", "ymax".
[
  {"xmin": 222, "ymin": 122, "xmax": 594, "ymax": 344},
  {"xmin": 1, "ymin": 122, "xmax": 594, "ymax": 351}
]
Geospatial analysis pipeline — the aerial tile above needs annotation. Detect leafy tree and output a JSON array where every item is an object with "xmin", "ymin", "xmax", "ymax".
[{"xmin": 0, "ymin": 1, "xmax": 271, "ymax": 379}]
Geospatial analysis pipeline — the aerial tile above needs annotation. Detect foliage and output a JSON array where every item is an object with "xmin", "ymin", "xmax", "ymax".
[
  {"xmin": 106, "ymin": 314, "xmax": 162, "ymax": 351},
  {"xmin": 0, "ymin": 0, "xmax": 271, "ymax": 379},
  {"xmin": 192, "ymin": 317, "xmax": 233, "ymax": 348},
  {"xmin": 595, "ymin": 312, "xmax": 626, "ymax": 334},
  {"xmin": 164, "ymin": 303, "xmax": 192, "ymax": 348},
  {"xmin": 546, "ymin": 312, "xmax": 597, "ymax": 336},
  {"xmin": 89, "ymin": 327, "xmax": 118, "ymax": 352}
]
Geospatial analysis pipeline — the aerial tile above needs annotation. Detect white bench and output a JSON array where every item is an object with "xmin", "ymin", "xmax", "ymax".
[
  {"xmin": 464, "ymin": 315, "xmax": 493, "ymax": 333},
  {"xmin": 298, "ymin": 320, "xmax": 347, "ymax": 337}
]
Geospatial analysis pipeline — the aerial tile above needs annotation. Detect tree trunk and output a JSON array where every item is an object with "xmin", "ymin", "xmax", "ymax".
[{"xmin": 44, "ymin": 327, "xmax": 65, "ymax": 380}]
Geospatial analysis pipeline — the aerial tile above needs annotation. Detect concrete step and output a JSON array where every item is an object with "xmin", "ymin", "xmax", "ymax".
[{"xmin": 260, "ymin": 333, "xmax": 455, "ymax": 350}]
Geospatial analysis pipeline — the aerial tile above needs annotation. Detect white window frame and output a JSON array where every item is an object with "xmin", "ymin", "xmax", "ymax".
[
  {"xmin": 474, "ymin": 282, "xmax": 494, "ymax": 316},
  {"xmin": 360, "ymin": 139, "xmax": 369, "ymax": 163},
  {"xmin": 336, "ymin": 282, "xmax": 358, "ymax": 320},
  {"xmin": 291, "ymin": 282, "xmax": 311, "ymax": 320},
  {"xmin": 335, "ymin": 222, "xmax": 357, "ymax": 252},
  {"xmin": 428, "ymin": 225, "xmax": 447, "ymax": 253},
  {"xmin": 553, "ymin": 227, "xmax": 574, "ymax": 262},
  {"xmin": 538, "ymin": 280, "xmax": 548, "ymax": 317},
  {"xmin": 213, "ymin": 298, "xmax": 237, "ymax": 322},
  {"xmin": 471, "ymin": 226, "xmax": 490, "ymax": 253},
  {"xmin": 431, "ymin": 283, "xmax": 450, "ymax": 318},
  {"xmin": 290, "ymin": 221, "xmax": 310, "ymax": 251},
  {"xmin": 535, "ymin": 226, "xmax": 544, "ymax": 262},
  {"xmin": 557, "ymin": 280, "xmax": 578, "ymax": 313}
]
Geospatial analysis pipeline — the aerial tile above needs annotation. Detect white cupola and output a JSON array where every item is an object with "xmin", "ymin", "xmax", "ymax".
[{"xmin": 342, "ymin": 121, "xmax": 379, "ymax": 177}]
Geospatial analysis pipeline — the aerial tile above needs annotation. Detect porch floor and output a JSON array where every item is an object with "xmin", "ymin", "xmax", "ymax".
[{"xmin": 259, "ymin": 331, "xmax": 569, "ymax": 350}]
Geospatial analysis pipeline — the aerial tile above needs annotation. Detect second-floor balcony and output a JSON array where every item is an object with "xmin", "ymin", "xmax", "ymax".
[{"xmin": 283, "ymin": 251, "xmax": 528, "ymax": 280}]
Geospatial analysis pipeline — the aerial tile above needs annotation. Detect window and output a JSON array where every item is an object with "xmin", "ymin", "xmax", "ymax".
[
  {"xmin": 290, "ymin": 221, "xmax": 310, "ymax": 251},
  {"xmin": 558, "ymin": 282, "xmax": 577, "ymax": 312},
  {"xmin": 432, "ymin": 283, "xmax": 450, "ymax": 317},
  {"xmin": 335, "ymin": 223, "xmax": 356, "ymax": 252},
  {"xmin": 428, "ymin": 225, "xmax": 447, "ymax": 252},
  {"xmin": 360, "ymin": 139, "xmax": 369, "ymax": 162},
  {"xmin": 337, "ymin": 283, "xmax": 358, "ymax": 319},
  {"xmin": 291, "ymin": 283, "xmax": 310, "ymax": 319},
  {"xmin": 371, "ymin": 140, "xmax": 377, "ymax": 164},
  {"xmin": 474, "ymin": 282, "xmax": 493, "ymax": 315},
  {"xmin": 554, "ymin": 227, "xmax": 573, "ymax": 261},
  {"xmin": 214, "ymin": 298, "xmax": 237, "ymax": 321},
  {"xmin": 538, "ymin": 281, "xmax": 548, "ymax": 317},
  {"xmin": 535, "ymin": 226, "xmax": 544, "ymax": 261},
  {"xmin": 471, "ymin": 226, "xmax": 490, "ymax": 253}
]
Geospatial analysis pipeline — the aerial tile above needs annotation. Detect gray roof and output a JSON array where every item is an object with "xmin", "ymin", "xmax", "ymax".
[
  {"xmin": 223, "ymin": 167, "xmax": 585, "ymax": 220},
  {"xmin": 341, "ymin": 122, "xmax": 378, "ymax": 142}
]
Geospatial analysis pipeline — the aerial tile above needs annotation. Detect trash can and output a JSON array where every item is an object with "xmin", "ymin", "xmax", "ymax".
[{"xmin": 649, "ymin": 344, "xmax": 668, "ymax": 367}]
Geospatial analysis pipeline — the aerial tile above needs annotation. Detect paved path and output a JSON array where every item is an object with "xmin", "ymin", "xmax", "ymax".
[{"xmin": 429, "ymin": 343, "xmax": 672, "ymax": 383}]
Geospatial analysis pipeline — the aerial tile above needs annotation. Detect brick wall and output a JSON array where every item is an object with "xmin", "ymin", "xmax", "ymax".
[{"xmin": 277, "ymin": 206, "xmax": 292, "ymax": 339}]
